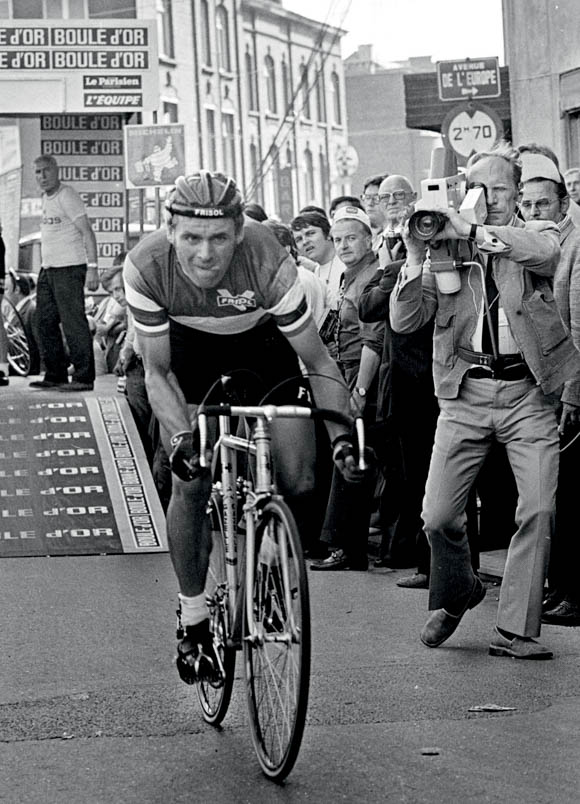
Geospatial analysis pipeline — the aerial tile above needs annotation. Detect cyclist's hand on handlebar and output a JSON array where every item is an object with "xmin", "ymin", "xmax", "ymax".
[
  {"xmin": 169, "ymin": 431, "xmax": 210, "ymax": 482},
  {"xmin": 332, "ymin": 438, "xmax": 376, "ymax": 483}
]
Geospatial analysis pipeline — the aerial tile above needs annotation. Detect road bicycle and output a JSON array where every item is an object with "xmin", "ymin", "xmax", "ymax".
[
  {"xmin": 1, "ymin": 297, "xmax": 31, "ymax": 376},
  {"xmin": 183, "ymin": 397, "xmax": 366, "ymax": 781}
]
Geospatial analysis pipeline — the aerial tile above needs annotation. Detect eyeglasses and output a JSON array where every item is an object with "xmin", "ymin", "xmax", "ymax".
[
  {"xmin": 520, "ymin": 198, "xmax": 559, "ymax": 212},
  {"xmin": 360, "ymin": 194, "xmax": 380, "ymax": 205},
  {"xmin": 378, "ymin": 190, "xmax": 408, "ymax": 203}
]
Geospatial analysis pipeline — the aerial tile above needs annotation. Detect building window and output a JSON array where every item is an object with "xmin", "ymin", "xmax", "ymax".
[
  {"xmin": 319, "ymin": 150, "xmax": 328, "ymax": 204},
  {"xmin": 157, "ymin": 0, "xmax": 174, "ymax": 60},
  {"xmin": 281, "ymin": 58, "xmax": 292, "ymax": 116},
  {"xmin": 264, "ymin": 54, "xmax": 277, "ymax": 114},
  {"xmin": 245, "ymin": 50, "xmax": 257, "ymax": 111},
  {"xmin": 300, "ymin": 64, "xmax": 311, "ymax": 120},
  {"xmin": 315, "ymin": 67, "xmax": 326, "ymax": 123},
  {"xmin": 304, "ymin": 146, "xmax": 314, "ymax": 202},
  {"xmin": 162, "ymin": 101, "xmax": 178, "ymax": 123},
  {"xmin": 331, "ymin": 70, "xmax": 342, "ymax": 125},
  {"xmin": 286, "ymin": 145, "xmax": 292, "ymax": 167},
  {"xmin": 222, "ymin": 112, "xmax": 236, "ymax": 176},
  {"xmin": 89, "ymin": 0, "xmax": 136, "ymax": 17},
  {"xmin": 216, "ymin": 4, "xmax": 231, "ymax": 72},
  {"xmin": 249, "ymin": 142, "xmax": 263, "ymax": 203},
  {"xmin": 12, "ymin": 0, "xmax": 89, "ymax": 15},
  {"xmin": 200, "ymin": 0, "xmax": 212, "ymax": 66},
  {"xmin": 206, "ymin": 108, "xmax": 217, "ymax": 171}
]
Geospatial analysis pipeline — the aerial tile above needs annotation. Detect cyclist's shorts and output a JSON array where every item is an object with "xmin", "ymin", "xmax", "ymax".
[{"xmin": 169, "ymin": 318, "xmax": 303, "ymax": 404}]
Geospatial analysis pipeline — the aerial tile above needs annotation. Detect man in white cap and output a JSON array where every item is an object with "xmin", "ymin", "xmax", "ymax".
[
  {"xmin": 312, "ymin": 205, "xmax": 383, "ymax": 571},
  {"xmin": 519, "ymin": 150, "xmax": 580, "ymax": 627}
]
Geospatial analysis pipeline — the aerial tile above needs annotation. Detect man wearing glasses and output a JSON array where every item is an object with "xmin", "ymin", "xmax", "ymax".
[
  {"xmin": 390, "ymin": 143, "xmax": 580, "ymax": 659},
  {"xmin": 519, "ymin": 152, "xmax": 580, "ymax": 628},
  {"xmin": 376, "ymin": 175, "xmax": 417, "ymax": 266},
  {"xmin": 360, "ymin": 173, "xmax": 389, "ymax": 252}
]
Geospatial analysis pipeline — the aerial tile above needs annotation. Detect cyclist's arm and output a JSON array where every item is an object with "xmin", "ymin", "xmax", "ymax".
[
  {"xmin": 139, "ymin": 331, "xmax": 192, "ymax": 443},
  {"xmin": 284, "ymin": 317, "xmax": 351, "ymax": 442}
]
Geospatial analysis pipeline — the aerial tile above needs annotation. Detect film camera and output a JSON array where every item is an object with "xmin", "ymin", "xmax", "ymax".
[{"xmin": 408, "ymin": 170, "xmax": 487, "ymax": 293}]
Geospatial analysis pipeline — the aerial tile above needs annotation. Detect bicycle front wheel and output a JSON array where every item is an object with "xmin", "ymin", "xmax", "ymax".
[
  {"xmin": 244, "ymin": 498, "xmax": 310, "ymax": 781},
  {"xmin": 1, "ymin": 298, "xmax": 31, "ymax": 376},
  {"xmin": 196, "ymin": 494, "xmax": 236, "ymax": 726}
]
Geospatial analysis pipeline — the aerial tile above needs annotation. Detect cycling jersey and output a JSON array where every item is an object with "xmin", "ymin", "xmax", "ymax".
[{"xmin": 124, "ymin": 220, "xmax": 310, "ymax": 339}]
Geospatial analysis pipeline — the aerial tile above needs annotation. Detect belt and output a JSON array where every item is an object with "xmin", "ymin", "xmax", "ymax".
[{"xmin": 465, "ymin": 364, "xmax": 532, "ymax": 381}]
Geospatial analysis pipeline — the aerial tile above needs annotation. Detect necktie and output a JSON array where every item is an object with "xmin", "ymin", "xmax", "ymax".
[{"xmin": 482, "ymin": 256, "xmax": 499, "ymax": 356}]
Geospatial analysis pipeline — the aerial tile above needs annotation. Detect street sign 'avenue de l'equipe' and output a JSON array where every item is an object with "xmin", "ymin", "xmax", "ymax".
[{"xmin": 437, "ymin": 57, "xmax": 501, "ymax": 101}]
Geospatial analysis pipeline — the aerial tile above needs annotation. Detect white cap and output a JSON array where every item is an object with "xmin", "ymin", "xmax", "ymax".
[
  {"xmin": 520, "ymin": 152, "xmax": 562, "ymax": 184},
  {"xmin": 331, "ymin": 205, "xmax": 372, "ymax": 233}
]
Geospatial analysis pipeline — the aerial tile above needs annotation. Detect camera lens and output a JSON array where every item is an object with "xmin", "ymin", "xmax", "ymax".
[{"xmin": 409, "ymin": 210, "xmax": 447, "ymax": 241}]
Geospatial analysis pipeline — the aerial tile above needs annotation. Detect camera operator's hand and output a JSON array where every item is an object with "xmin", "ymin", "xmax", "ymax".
[
  {"xmin": 429, "ymin": 207, "xmax": 473, "ymax": 242},
  {"xmin": 559, "ymin": 402, "xmax": 580, "ymax": 436},
  {"xmin": 332, "ymin": 436, "xmax": 376, "ymax": 483},
  {"xmin": 169, "ymin": 430, "xmax": 211, "ymax": 482},
  {"xmin": 399, "ymin": 207, "xmax": 427, "ymax": 266}
]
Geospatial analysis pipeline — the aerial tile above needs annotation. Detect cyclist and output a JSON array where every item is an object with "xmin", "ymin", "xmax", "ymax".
[{"xmin": 123, "ymin": 171, "xmax": 362, "ymax": 684}]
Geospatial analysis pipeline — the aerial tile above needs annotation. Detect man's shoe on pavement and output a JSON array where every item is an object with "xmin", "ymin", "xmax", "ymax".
[
  {"xmin": 0, "ymin": 370, "xmax": 8, "ymax": 387},
  {"xmin": 310, "ymin": 549, "xmax": 367, "ymax": 571},
  {"xmin": 420, "ymin": 577, "xmax": 486, "ymax": 648},
  {"xmin": 542, "ymin": 590, "xmax": 564, "ymax": 613},
  {"xmin": 542, "ymin": 598, "xmax": 580, "ymax": 626},
  {"xmin": 176, "ymin": 618, "xmax": 224, "ymax": 687},
  {"xmin": 56, "ymin": 381, "xmax": 94, "ymax": 392},
  {"xmin": 489, "ymin": 628, "xmax": 553, "ymax": 659},
  {"xmin": 29, "ymin": 378, "xmax": 66, "ymax": 389},
  {"xmin": 397, "ymin": 572, "xmax": 429, "ymax": 589}
]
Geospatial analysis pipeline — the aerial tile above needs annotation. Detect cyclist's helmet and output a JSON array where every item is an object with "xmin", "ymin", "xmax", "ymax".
[{"xmin": 165, "ymin": 170, "xmax": 244, "ymax": 221}]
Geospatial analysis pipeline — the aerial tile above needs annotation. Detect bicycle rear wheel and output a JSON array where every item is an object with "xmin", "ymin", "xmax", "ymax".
[
  {"xmin": 196, "ymin": 493, "xmax": 236, "ymax": 726},
  {"xmin": 244, "ymin": 498, "xmax": 310, "ymax": 781}
]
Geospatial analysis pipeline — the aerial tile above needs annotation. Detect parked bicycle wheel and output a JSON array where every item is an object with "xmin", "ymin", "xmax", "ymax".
[
  {"xmin": 1, "ymin": 298, "xmax": 31, "ymax": 376},
  {"xmin": 196, "ymin": 491, "xmax": 236, "ymax": 726},
  {"xmin": 244, "ymin": 498, "xmax": 310, "ymax": 781}
]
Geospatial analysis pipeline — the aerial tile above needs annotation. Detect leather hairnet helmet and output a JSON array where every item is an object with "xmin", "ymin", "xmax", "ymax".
[{"xmin": 165, "ymin": 170, "xmax": 244, "ymax": 220}]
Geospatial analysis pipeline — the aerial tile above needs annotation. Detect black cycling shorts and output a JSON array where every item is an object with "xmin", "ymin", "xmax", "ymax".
[{"xmin": 169, "ymin": 318, "xmax": 302, "ymax": 405}]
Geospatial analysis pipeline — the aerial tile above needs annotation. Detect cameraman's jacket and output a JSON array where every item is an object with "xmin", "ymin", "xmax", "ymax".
[{"xmin": 389, "ymin": 218, "xmax": 580, "ymax": 405}]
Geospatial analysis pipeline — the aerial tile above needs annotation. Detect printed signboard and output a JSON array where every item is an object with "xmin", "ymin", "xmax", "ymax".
[
  {"xmin": 40, "ymin": 114, "xmax": 125, "ymax": 269},
  {"xmin": 437, "ymin": 57, "xmax": 501, "ymax": 102},
  {"xmin": 0, "ymin": 20, "xmax": 158, "ymax": 113},
  {"xmin": 124, "ymin": 124, "xmax": 186, "ymax": 189}
]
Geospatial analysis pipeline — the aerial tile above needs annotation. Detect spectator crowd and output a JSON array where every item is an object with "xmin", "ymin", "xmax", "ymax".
[{"xmin": 10, "ymin": 143, "xmax": 580, "ymax": 659}]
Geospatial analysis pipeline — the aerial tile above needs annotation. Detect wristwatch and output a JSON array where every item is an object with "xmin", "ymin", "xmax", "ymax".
[{"xmin": 355, "ymin": 387, "xmax": 367, "ymax": 397}]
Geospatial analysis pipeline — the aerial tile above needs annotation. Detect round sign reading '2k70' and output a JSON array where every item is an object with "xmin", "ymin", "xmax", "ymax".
[{"xmin": 442, "ymin": 103, "xmax": 504, "ymax": 162}]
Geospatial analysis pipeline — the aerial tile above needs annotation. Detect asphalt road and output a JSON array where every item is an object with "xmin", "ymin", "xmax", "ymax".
[{"xmin": 0, "ymin": 552, "xmax": 579, "ymax": 803}]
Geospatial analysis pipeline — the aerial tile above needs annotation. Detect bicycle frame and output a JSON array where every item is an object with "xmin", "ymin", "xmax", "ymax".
[{"xmin": 207, "ymin": 409, "xmax": 298, "ymax": 649}]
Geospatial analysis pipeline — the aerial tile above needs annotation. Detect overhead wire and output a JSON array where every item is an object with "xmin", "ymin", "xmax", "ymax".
[{"xmin": 244, "ymin": 0, "xmax": 353, "ymax": 201}]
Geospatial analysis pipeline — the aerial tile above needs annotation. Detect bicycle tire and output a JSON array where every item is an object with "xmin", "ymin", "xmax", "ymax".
[
  {"xmin": 244, "ymin": 498, "xmax": 310, "ymax": 781},
  {"xmin": 196, "ymin": 493, "xmax": 236, "ymax": 726},
  {"xmin": 1, "ymin": 298, "xmax": 31, "ymax": 376}
]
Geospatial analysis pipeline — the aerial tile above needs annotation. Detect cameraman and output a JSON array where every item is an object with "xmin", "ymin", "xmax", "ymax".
[{"xmin": 390, "ymin": 142, "xmax": 580, "ymax": 660}]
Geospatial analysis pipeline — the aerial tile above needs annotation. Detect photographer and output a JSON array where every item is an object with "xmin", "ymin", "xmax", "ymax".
[{"xmin": 390, "ymin": 142, "xmax": 580, "ymax": 660}]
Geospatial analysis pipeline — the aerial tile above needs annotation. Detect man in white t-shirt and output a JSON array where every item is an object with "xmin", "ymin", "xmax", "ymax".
[{"xmin": 30, "ymin": 155, "xmax": 99, "ymax": 391}]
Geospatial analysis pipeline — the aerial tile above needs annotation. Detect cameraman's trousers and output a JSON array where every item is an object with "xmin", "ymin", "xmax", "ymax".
[{"xmin": 422, "ymin": 375, "xmax": 558, "ymax": 638}]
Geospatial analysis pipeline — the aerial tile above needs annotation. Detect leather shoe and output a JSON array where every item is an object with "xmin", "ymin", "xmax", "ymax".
[
  {"xmin": 310, "ymin": 549, "xmax": 367, "ymax": 572},
  {"xmin": 420, "ymin": 577, "xmax": 486, "ymax": 648},
  {"xmin": 542, "ymin": 590, "xmax": 564, "ymax": 613},
  {"xmin": 29, "ymin": 378, "xmax": 66, "ymax": 389},
  {"xmin": 56, "ymin": 381, "xmax": 94, "ymax": 392},
  {"xmin": 542, "ymin": 598, "xmax": 580, "ymax": 626},
  {"xmin": 397, "ymin": 573, "xmax": 429, "ymax": 589},
  {"xmin": 489, "ymin": 629, "xmax": 553, "ymax": 659}
]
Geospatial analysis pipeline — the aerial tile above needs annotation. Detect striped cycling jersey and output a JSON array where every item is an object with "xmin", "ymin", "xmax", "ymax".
[{"xmin": 124, "ymin": 220, "xmax": 310, "ymax": 339}]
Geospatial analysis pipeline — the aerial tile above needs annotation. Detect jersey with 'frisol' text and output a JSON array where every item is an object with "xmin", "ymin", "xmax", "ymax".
[{"xmin": 123, "ymin": 219, "xmax": 310, "ymax": 339}]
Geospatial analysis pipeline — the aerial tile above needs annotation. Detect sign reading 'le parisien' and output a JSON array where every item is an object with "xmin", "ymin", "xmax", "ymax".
[
  {"xmin": 0, "ymin": 20, "xmax": 159, "ymax": 113},
  {"xmin": 437, "ymin": 57, "xmax": 501, "ymax": 102}
]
